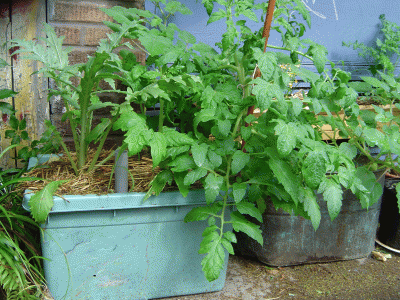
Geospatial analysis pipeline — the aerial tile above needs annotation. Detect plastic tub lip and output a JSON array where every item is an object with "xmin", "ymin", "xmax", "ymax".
[
  {"xmin": 23, "ymin": 154, "xmax": 211, "ymax": 214},
  {"xmin": 23, "ymin": 154, "xmax": 235, "ymax": 214},
  {"xmin": 22, "ymin": 189, "xmax": 208, "ymax": 214}
]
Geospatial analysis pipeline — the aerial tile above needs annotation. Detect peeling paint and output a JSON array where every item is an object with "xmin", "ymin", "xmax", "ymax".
[
  {"xmin": 12, "ymin": 0, "xmax": 36, "ymax": 15},
  {"xmin": 0, "ymin": 0, "xmax": 49, "ymax": 168}
]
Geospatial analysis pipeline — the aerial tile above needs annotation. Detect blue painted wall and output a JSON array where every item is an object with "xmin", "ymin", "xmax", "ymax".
[{"xmin": 145, "ymin": 0, "xmax": 400, "ymax": 73}]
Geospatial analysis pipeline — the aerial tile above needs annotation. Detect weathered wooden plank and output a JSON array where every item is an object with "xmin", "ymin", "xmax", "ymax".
[
  {"xmin": 0, "ymin": 1, "xmax": 13, "ymax": 169},
  {"xmin": 11, "ymin": 0, "xmax": 48, "ymax": 167}
]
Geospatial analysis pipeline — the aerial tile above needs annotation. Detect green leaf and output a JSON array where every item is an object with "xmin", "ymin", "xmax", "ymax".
[
  {"xmin": 199, "ymin": 227, "xmax": 225, "ymax": 282},
  {"xmin": 194, "ymin": 109, "xmax": 216, "ymax": 138},
  {"xmin": 354, "ymin": 167, "xmax": 383, "ymax": 208},
  {"xmin": 320, "ymin": 179, "xmax": 343, "ymax": 221},
  {"xmin": 202, "ymin": 0, "xmax": 214, "ymax": 16},
  {"xmin": 86, "ymin": 118, "xmax": 111, "ymax": 143},
  {"xmin": 192, "ymin": 143, "xmax": 209, "ymax": 167},
  {"xmin": 174, "ymin": 172, "xmax": 190, "ymax": 197},
  {"xmin": 139, "ymin": 35, "xmax": 173, "ymax": 56},
  {"xmin": 143, "ymin": 84, "xmax": 171, "ymax": 101},
  {"xmin": 231, "ymin": 151, "xmax": 250, "ymax": 175},
  {"xmin": 223, "ymin": 231, "xmax": 237, "ymax": 243},
  {"xmin": 0, "ymin": 101, "xmax": 14, "ymax": 115},
  {"xmin": 0, "ymin": 89, "xmax": 17, "ymax": 100},
  {"xmin": 236, "ymin": 201, "xmax": 262, "ymax": 222},
  {"xmin": 207, "ymin": 150, "xmax": 222, "ymax": 168},
  {"xmin": 184, "ymin": 168, "xmax": 208, "ymax": 185},
  {"xmin": 114, "ymin": 110, "xmax": 147, "ymax": 132},
  {"xmin": 8, "ymin": 116, "xmax": 19, "ymax": 131},
  {"xmin": 275, "ymin": 122, "xmax": 297, "ymax": 156},
  {"xmin": 241, "ymin": 9, "xmax": 258, "ymax": 22},
  {"xmin": 169, "ymin": 154, "xmax": 195, "ymax": 172},
  {"xmin": 221, "ymin": 238, "xmax": 234, "ymax": 255},
  {"xmin": 293, "ymin": 0, "xmax": 311, "ymax": 27},
  {"xmin": 143, "ymin": 170, "xmax": 173, "ymax": 201},
  {"xmin": 163, "ymin": 128, "xmax": 194, "ymax": 147},
  {"xmin": 363, "ymin": 128, "xmax": 386, "ymax": 148},
  {"xmin": 338, "ymin": 143, "xmax": 357, "ymax": 160},
  {"xmin": 208, "ymin": 216, "xmax": 216, "ymax": 226},
  {"xmin": 302, "ymin": 151, "xmax": 326, "ymax": 189},
  {"xmin": 396, "ymin": 183, "xmax": 400, "ymax": 214},
  {"xmin": 241, "ymin": 126, "xmax": 252, "ymax": 141},
  {"xmin": 269, "ymin": 157, "xmax": 300, "ymax": 205},
  {"xmin": 207, "ymin": 9, "xmax": 226, "ymax": 24},
  {"xmin": 232, "ymin": 182, "xmax": 247, "ymax": 203},
  {"xmin": 230, "ymin": 211, "xmax": 263, "ymax": 246},
  {"xmin": 166, "ymin": 145, "xmax": 190, "ymax": 159},
  {"xmin": 20, "ymin": 130, "xmax": 29, "ymax": 140},
  {"xmin": 87, "ymin": 101, "xmax": 117, "ymax": 113},
  {"xmin": 291, "ymin": 97, "xmax": 303, "ymax": 116},
  {"xmin": 28, "ymin": 181, "xmax": 68, "ymax": 223},
  {"xmin": 124, "ymin": 128, "xmax": 149, "ymax": 155},
  {"xmin": 252, "ymin": 82, "xmax": 271, "ymax": 111},
  {"xmin": 254, "ymin": 50, "xmax": 277, "ymax": 81},
  {"xmin": 378, "ymin": 71, "xmax": 396, "ymax": 86},
  {"xmin": 252, "ymin": 79, "xmax": 283, "ymax": 110},
  {"xmin": 361, "ymin": 76, "xmax": 390, "ymax": 92},
  {"xmin": 293, "ymin": 67, "xmax": 320, "ymax": 85},
  {"xmin": 348, "ymin": 81, "xmax": 373, "ymax": 93},
  {"xmin": 18, "ymin": 118, "xmax": 26, "ymax": 130},
  {"xmin": 184, "ymin": 202, "xmax": 223, "ymax": 222},
  {"xmin": 165, "ymin": 1, "xmax": 192, "ymax": 15},
  {"xmin": 204, "ymin": 173, "xmax": 224, "ymax": 205},
  {"xmin": 149, "ymin": 132, "xmax": 167, "ymax": 167},
  {"xmin": 0, "ymin": 58, "xmax": 8, "ymax": 68},
  {"xmin": 179, "ymin": 30, "xmax": 196, "ymax": 44},
  {"xmin": 300, "ymin": 187, "xmax": 321, "ymax": 230},
  {"xmin": 217, "ymin": 119, "xmax": 231, "ymax": 137},
  {"xmin": 307, "ymin": 44, "xmax": 328, "ymax": 73}
]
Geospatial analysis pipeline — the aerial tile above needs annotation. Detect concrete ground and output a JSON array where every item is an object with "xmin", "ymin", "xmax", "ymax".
[{"xmin": 161, "ymin": 247, "xmax": 400, "ymax": 300}]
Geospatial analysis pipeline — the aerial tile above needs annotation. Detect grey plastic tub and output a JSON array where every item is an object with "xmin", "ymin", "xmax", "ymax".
[{"xmin": 235, "ymin": 172, "xmax": 385, "ymax": 267}]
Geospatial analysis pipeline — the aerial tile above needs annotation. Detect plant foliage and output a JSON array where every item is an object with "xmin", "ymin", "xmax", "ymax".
[{"xmin": 10, "ymin": 0, "xmax": 400, "ymax": 284}]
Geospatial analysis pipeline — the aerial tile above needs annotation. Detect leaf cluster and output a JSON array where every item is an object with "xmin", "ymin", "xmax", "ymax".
[
  {"xmin": 133, "ymin": 0, "xmax": 379, "ymax": 281},
  {"xmin": 12, "ymin": 0, "xmax": 400, "ymax": 284},
  {"xmin": 0, "ymin": 147, "xmax": 46, "ymax": 299},
  {"xmin": 343, "ymin": 14, "xmax": 400, "ymax": 77}
]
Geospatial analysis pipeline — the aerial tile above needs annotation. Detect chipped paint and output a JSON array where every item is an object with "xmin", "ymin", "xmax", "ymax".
[
  {"xmin": 12, "ymin": 1, "xmax": 40, "ymax": 140},
  {"xmin": 0, "ymin": 0, "xmax": 48, "ymax": 168},
  {"xmin": 0, "ymin": 2, "xmax": 12, "ymax": 169}
]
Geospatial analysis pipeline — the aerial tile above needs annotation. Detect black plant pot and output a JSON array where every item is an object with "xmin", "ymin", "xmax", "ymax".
[{"xmin": 377, "ymin": 177, "xmax": 400, "ymax": 250}]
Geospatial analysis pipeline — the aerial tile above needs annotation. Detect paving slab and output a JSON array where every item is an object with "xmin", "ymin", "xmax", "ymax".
[{"xmin": 161, "ymin": 247, "xmax": 400, "ymax": 300}]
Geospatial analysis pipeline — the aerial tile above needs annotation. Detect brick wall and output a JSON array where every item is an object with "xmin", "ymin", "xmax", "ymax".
[{"xmin": 47, "ymin": 0, "xmax": 145, "ymax": 146}]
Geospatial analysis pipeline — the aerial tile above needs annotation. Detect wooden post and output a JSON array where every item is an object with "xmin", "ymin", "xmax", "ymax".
[
  {"xmin": 10, "ymin": 0, "xmax": 48, "ymax": 168},
  {"xmin": 0, "ymin": 1, "xmax": 13, "ymax": 169}
]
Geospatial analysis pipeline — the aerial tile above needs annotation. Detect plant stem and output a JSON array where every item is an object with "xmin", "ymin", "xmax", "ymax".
[
  {"xmin": 267, "ymin": 44, "xmax": 314, "ymax": 61},
  {"xmin": 62, "ymin": 93, "xmax": 80, "ymax": 155},
  {"xmin": 88, "ymin": 121, "xmax": 115, "ymax": 173},
  {"xmin": 158, "ymin": 98, "xmax": 164, "ymax": 133},
  {"xmin": 219, "ymin": 155, "xmax": 233, "ymax": 238},
  {"xmin": 56, "ymin": 134, "xmax": 79, "ymax": 175}
]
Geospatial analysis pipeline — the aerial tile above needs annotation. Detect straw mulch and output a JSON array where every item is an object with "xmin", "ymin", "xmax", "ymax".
[{"xmin": 20, "ymin": 149, "xmax": 174, "ymax": 196}]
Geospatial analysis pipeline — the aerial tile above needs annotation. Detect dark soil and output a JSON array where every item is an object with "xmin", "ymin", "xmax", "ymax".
[{"xmin": 162, "ymin": 247, "xmax": 400, "ymax": 300}]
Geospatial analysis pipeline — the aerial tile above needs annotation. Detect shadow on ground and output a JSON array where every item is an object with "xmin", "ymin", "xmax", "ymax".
[{"xmin": 161, "ymin": 247, "xmax": 400, "ymax": 300}]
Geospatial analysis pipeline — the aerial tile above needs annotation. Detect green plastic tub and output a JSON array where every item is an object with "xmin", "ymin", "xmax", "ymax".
[{"xmin": 23, "ymin": 156, "xmax": 230, "ymax": 299}]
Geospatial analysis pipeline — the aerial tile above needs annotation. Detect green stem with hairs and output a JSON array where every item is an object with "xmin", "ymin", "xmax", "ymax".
[
  {"xmin": 267, "ymin": 44, "xmax": 314, "ymax": 61},
  {"xmin": 158, "ymin": 99, "xmax": 164, "ymax": 133}
]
